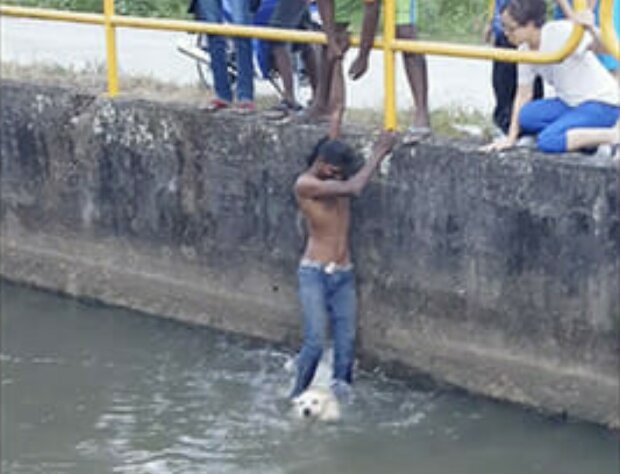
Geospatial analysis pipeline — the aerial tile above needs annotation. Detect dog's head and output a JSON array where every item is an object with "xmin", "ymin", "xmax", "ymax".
[{"xmin": 292, "ymin": 387, "xmax": 340, "ymax": 422}]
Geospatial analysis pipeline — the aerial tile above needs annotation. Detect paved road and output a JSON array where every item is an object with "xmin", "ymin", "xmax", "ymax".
[{"xmin": 1, "ymin": 17, "xmax": 494, "ymax": 113}]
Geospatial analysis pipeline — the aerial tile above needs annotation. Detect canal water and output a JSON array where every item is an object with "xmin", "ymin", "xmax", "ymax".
[{"xmin": 1, "ymin": 282, "xmax": 618, "ymax": 474}]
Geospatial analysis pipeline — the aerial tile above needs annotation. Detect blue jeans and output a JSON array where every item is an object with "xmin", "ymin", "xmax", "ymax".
[
  {"xmin": 519, "ymin": 98, "xmax": 620, "ymax": 153},
  {"xmin": 290, "ymin": 263, "xmax": 357, "ymax": 398},
  {"xmin": 193, "ymin": 0, "xmax": 254, "ymax": 102}
]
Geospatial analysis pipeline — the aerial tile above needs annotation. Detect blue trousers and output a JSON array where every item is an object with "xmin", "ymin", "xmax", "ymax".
[
  {"xmin": 290, "ymin": 263, "xmax": 357, "ymax": 398},
  {"xmin": 519, "ymin": 98, "xmax": 620, "ymax": 153},
  {"xmin": 193, "ymin": 0, "xmax": 254, "ymax": 102}
]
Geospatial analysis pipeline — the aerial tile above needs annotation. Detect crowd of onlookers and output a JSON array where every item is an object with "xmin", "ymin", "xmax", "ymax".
[{"xmin": 189, "ymin": 0, "xmax": 619, "ymax": 156}]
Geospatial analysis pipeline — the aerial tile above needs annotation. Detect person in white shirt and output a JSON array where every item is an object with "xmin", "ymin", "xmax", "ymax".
[{"xmin": 483, "ymin": 0, "xmax": 619, "ymax": 154}]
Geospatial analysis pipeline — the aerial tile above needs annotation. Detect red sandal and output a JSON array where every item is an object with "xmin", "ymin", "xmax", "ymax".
[
  {"xmin": 234, "ymin": 100, "xmax": 256, "ymax": 115},
  {"xmin": 204, "ymin": 97, "xmax": 230, "ymax": 112}
]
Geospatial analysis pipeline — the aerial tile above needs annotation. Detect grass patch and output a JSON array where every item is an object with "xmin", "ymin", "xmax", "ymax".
[
  {"xmin": 345, "ymin": 106, "xmax": 494, "ymax": 139},
  {"xmin": 1, "ymin": 61, "xmax": 213, "ymax": 105},
  {"xmin": 430, "ymin": 107, "xmax": 494, "ymax": 139}
]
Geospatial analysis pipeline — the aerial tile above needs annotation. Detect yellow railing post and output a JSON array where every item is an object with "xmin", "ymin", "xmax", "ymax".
[
  {"xmin": 599, "ymin": 0, "xmax": 620, "ymax": 60},
  {"xmin": 383, "ymin": 0, "xmax": 397, "ymax": 130},
  {"xmin": 573, "ymin": 0, "xmax": 587, "ymax": 13},
  {"xmin": 487, "ymin": 0, "xmax": 495, "ymax": 21},
  {"xmin": 104, "ymin": 0, "xmax": 119, "ymax": 96}
]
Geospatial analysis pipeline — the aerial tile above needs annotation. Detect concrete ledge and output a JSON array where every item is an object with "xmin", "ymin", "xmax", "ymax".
[{"xmin": 1, "ymin": 81, "xmax": 618, "ymax": 427}]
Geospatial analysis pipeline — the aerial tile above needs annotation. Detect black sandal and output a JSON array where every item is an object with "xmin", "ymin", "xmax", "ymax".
[{"xmin": 263, "ymin": 100, "xmax": 302, "ymax": 120}]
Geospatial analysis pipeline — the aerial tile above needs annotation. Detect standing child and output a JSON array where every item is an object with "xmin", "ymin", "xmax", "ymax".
[
  {"xmin": 264, "ymin": 0, "xmax": 320, "ymax": 118},
  {"xmin": 189, "ymin": 0, "xmax": 255, "ymax": 112},
  {"xmin": 304, "ymin": 0, "xmax": 431, "ymax": 140}
]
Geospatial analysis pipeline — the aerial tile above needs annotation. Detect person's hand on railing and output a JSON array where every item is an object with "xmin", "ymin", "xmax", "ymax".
[
  {"xmin": 480, "ymin": 135, "xmax": 516, "ymax": 153},
  {"xmin": 571, "ymin": 7, "xmax": 607, "ymax": 55},
  {"xmin": 572, "ymin": 9, "xmax": 596, "ymax": 30},
  {"xmin": 572, "ymin": 8, "xmax": 596, "ymax": 31}
]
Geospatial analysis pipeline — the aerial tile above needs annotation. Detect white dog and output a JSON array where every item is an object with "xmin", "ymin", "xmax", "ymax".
[
  {"xmin": 292, "ymin": 386, "xmax": 341, "ymax": 422},
  {"xmin": 287, "ymin": 347, "xmax": 343, "ymax": 422}
]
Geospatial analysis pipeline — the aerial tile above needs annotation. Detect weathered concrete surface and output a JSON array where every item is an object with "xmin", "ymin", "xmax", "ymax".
[{"xmin": 1, "ymin": 81, "xmax": 618, "ymax": 427}]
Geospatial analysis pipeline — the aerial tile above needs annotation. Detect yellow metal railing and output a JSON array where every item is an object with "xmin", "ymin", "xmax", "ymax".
[
  {"xmin": 383, "ymin": 0, "xmax": 397, "ymax": 129},
  {"xmin": 1, "ymin": 0, "xmax": 611, "ymax": 130},
  {"xmin": 104, "ymin": 0, "xmax": 118, "ymax": 96}
]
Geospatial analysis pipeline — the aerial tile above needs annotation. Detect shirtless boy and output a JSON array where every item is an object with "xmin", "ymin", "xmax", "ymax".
[{"xmin": 290, "ymin": 130, "xmax": 397, "ymax": 399}]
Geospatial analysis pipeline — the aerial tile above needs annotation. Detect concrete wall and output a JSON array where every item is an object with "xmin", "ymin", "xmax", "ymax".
[{"xmin": 1, "ymin": 81, "xmax": 618, "ymax": 427}]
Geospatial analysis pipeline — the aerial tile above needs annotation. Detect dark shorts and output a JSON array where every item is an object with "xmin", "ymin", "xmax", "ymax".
[
  {"xmin": 268, "ymin": 0, "xmax": 316, "ymax": 50},
  {"xmin": 269, "ymin": 0, "xmax": 313, "ymax": 30}
]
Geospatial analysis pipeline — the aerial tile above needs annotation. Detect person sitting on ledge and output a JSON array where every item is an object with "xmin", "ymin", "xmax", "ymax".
[{"xmin": 482, "ymin": 0, "xmax": 619, "ymax": 155}]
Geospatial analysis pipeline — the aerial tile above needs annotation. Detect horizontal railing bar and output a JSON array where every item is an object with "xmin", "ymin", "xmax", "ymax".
[
  {"xmin": 390, "ymin": 31, "xmax": 583, "ymax": 63},
  {"xmin": 1, "ymin": 5, "xmax": 586, "ymax": 63},
  {"xmin": 0, "ymin": 5, "xmax": 103, "ymax": 25}
]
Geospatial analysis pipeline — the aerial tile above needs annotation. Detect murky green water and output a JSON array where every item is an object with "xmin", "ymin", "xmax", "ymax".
[{"xmin": 1, "ymin": 282, "xmax": 618, "ymax": 474}]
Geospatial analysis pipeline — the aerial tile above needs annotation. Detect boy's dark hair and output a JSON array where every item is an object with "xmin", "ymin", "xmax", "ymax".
[
  {"xmin": 306, "ymin": 136, "xmax": 330, "ymax": 166},
  {"xmin": 306, "ymin": 136, "xmax": 360, "ymax": 177},
  {"xmin": 503, "ymin": 0, "xmax": 546, "ymax": 27}
]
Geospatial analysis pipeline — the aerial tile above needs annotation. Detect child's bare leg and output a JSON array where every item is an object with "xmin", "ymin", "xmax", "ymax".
[
  {"xmin": 566, "ymin": 123, "xmax": 620, "ymax": 151},
  {"xmin": 397, "ymin": 24, "xmax": 430, "ymax": 129},
  {"xmin": 301, "ymin": 44, "xmax": 320, "ymax": 102},
  {"xmin": 327, "ymin": 27, "xmax": 349, "ymax": 138},
  {"xmin": 297, "ymin": 45, "xmax": 331, "ymax": 120}
]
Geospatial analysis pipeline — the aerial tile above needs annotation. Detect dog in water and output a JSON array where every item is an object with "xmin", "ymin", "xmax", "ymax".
[{"xmin": 291, "ymin": 386, "xmax": 341, "ymax": 422}]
